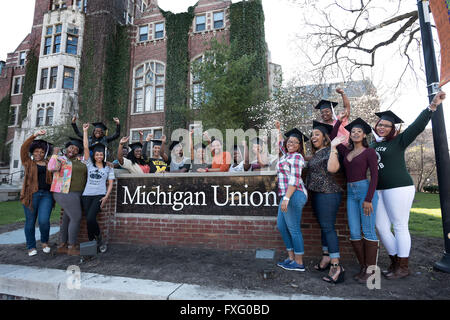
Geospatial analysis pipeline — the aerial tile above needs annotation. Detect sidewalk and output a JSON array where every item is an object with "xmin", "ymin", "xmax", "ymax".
[{"xmin": 0, "ymin": 264, "xmax": 342, "ymax": 300}]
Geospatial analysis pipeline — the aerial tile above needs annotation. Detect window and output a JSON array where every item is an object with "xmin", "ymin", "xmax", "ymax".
[
  {"xmin": 139, "ymin": 25, "xmax": 148, "ymax": 42},
  {"xmin": 44, "ymin": 37, "xmax": 52, "ymax": 55},
  {"xmin": 191, "ymin": 56, "xmax": 204, "ymax": 109},
  {"xmin": 66, "ymin": 34, "xmax": 78, "ymax": 55},
  {"xmin": 55, "ymin": 24, "xmax": 62, "ymax": 34},
  {"xmin": 46, "ymin": 107, "xmax": 54, "ymax": 126},
  {"xmin": 213, "ymin": 12, "xmax": 224, "ymax": 29},
  {"xmin": 19, "ymin": 52, "xmax": 26, "ymax": 66},
  {"xmin": 12, "ymin": 76, "xmax": 24, "ymax": 95},
  {"xmin": 83, "ymin": 0, "xmax": 88, "ymax": 13},
  {"xmin": 46, "ymin": 26, "xmax": 53, "ymax": 35},
  {"xmin": 130, "ymin": 127, "xmax": 163, "ymax": 154},
  {"xmin": 53, "ymin": 34, "xmax": 61, "ymax": 53},
  {"xmin": 63, "ymin": 67, "xmax": 75, "ymax": 89},
  {"xmin": 9, "ymin": 106, "xmax": 18, "ymax": 126},
  {"xmin": 154, "ymin": 23, "xmax": 164, "ymax": 39},
  {"xmin": 40, "ymin": 68, "xmax": 49, "ymax": 90},
  {"xmin": 36, "ymin": 108, "xmax": 45, "ymax": 127},
  {"xmin": 49, "ymin": 67, "xmax": 58, "ymax": 89},
  {"xmin": 195, "ymin": 15, "xmax": 206, "ymax": 32},
  {"xmin": 133, "ymin": 61, "xmax": 165, "ymax": 113}
]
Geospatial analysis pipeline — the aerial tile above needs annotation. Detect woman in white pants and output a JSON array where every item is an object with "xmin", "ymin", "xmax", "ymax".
[{"xmin": 371, "ymin": 91, "xmax": 446, "ymax": 279}]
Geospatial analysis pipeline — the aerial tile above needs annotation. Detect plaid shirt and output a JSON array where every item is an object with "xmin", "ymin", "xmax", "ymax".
[{"xmin": 277, "ymin": 141, "xmax": 307, "ymax": 197}]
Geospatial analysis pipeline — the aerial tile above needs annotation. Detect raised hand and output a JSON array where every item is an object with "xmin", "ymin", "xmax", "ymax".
[
  {"xmin": 336, "ymin": 88, "xmax": 345, "ymax": 95},
  {"xmin": 161, "ymin": 135, "xmax": 166, "ymax": 143},
  {"xmin": 331, "ymin": 135, "xmax": 346, "ymax": 148},
  {"xmin": 72, "ymin": 115, "xmax": 77, "ymax": 123},
  {"xmin": 430, "ymin": 90, "xmax": 446, "ymax": 111},
  {"xmin": 34, "ymin": 130, "xmax": 46, "ymax": 137},
  {"xmin": 145, "ymin": 133, "xmax": 153, "ymax": 142},
  {"xmin": 113, "ymin": 117, "xmax": 120, "ymax": 125},
  {"xmin": 82, "ymin": 123, "xmax": 90, "ymax": 131},
  {"xmin": 120, "ymin": 136, "xmax": 129, "ymax": 145}
]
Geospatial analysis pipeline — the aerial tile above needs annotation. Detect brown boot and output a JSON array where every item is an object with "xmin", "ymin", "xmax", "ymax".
[
  {"xmin": 67, "ymin": 244, "xmax": 80, "ymax": 256},
  {"xmin": 351, "ymin": 240, "xmax": 366, "ymax": 281},
  {"xmin": 382, "ymin": 255, "xmax": 398, "ymax": 277},
  {"xmin": 358, "ymin": 239, "xmax": 379, "ymax": 284},
  {"xmin": 56, "ymin": 243, "xmax": 68, "ymax": 254},
  {"xmin": 386, "ymin": 257, "xmax": 411, "ymax": 280}
]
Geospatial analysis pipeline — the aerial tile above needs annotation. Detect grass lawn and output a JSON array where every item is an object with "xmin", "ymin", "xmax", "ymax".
[
  {"xmin": 0, "ymin": 201, "xmax": 61, "ymax": 225},
  {"xmin": 409, "ymin": 192, "xmax": 443, "ymax": 238}
]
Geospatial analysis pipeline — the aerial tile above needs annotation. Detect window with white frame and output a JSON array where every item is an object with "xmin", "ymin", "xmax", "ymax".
[
  {"xmin": 191, "ymin": 56, "xmax": 204, "ymax": 109},
  {"xmin": 44, "ymin": 24, "xmax": 62, "ymax": 55},
  {"xmin": 18, "ymin": 52, "xmax": 26, "ymax": 66},
  {"xmin": 154, "ymin": 22, "xmax": 164, "ymax": 39},
  {"xmin": 49, "ymin": 66, "xmax": 58, "ymax": 89},
  {"xmin": 76, "ymin": 0, "xmax": 88, "ymax": 12},
  {"xmin": 63, "ymin": 66, "xmax": 75, "ymax": 89},
  {"xmin": 9, "ymin": 106, "xmax": 19, "ymax": 126},
  {"xmin": 12, "ymin": 76, "xmax": 24, "ymax": 95},
  {"xmin": 36, "ymin": 103, "xmax": 54, "ymax": 127},
  {"xmin": 40, "ymin": 68, "xmax": 49, "ymax": 90},
  {"xmin": 66, "ymin": 32, "xmax": 78, "ymax": 55},
  {"xmin": 133, "ymin": 61, "xmax": 165, "ymax": 113},
  {"xmin": 130, "ymin": 127, "xmax": 163, "ymax": 154},
  {"xmin": 213, "ymin": 12, "xmax": 224, "ymax": 29},
  {"xmin": 139, "ymin": 25, "xmax": 148, "ymax": 42},
  {"xmin": 53, "ymin": 25, "xmax": 62, "ymax": 53},
  {"xmin": 195, "ymin": 15, "xmax": 206, "ymax": 32}
]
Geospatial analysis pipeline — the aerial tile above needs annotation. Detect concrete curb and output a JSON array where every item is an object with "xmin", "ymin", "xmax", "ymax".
[{"xmin": 0, "ymin": 264, "xmax": 343, "ymax": 300}]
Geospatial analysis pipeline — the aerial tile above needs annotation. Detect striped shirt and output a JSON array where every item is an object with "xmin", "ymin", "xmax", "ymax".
[{"xmin": 277, "ymin": 141, "xmax": 307, "ymax": 197}]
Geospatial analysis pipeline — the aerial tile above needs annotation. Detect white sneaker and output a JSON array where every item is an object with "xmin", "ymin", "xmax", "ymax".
[
  {"xmin": 28, "ymin": 249, "xmax": 37, "ymax": 256},
  {"xmin": 43, "ymin": 245, "xmax": 51, "ymax": 254}
]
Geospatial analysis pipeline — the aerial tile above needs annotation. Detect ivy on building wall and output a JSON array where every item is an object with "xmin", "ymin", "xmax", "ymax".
[
  {"xmin": 160, "ymin": 6, "xmax": 196, "ymax": 137},
  {"xmin": 229, "ymin": 0, "xmax": 269, "ymax": 103},
  {"xmin": 19, "ymin": 49, "xmax": 39, "ymax": 126},
  {"xmin": 0, "ymin": 94, "xmax": 11, "ymax": 164}
]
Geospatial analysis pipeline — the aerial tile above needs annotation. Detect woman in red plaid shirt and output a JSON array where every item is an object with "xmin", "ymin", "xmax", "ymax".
[{"xmin": 274, "ymin": 121, "xmax": 308, "ymax": 272}]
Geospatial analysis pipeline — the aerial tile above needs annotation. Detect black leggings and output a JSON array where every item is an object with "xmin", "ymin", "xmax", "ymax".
[{"xmin": 81, "ymin": 195, "xmax": 103, "ymax": 241}]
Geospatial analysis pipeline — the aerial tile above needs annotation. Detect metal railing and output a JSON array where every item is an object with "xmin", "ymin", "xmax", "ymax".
[{"xmin": 0, "ymin": 170, "xmax": 24, "ymax": 185}]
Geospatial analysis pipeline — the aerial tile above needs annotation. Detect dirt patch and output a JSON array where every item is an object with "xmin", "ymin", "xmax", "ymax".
[{"xmin": 0, "ymin": 224, "xmax": 449, "ymax": 300}]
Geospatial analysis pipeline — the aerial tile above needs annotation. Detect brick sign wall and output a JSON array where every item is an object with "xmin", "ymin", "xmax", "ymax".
[{"xmin": 72, "ymin": 171, "xmax": 354, "ymax": 258}]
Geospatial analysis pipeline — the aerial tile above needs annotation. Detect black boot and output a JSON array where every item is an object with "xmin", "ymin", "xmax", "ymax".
[{"xmin": 95, "ymin": 234, "xmax": 107, "ymax": 253}]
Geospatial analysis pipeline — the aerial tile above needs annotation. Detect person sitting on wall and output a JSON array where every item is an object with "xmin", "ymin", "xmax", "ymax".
[
  {"xmin": 189, "ymin": 129, "xmax": 209, "ymax": 172},
  {"xmin": 112, "ymin": 146, "xmax": 128, "ymax": 169},
  {"xmin": 142, "ymin": 134, "xmax": 169, "ymax": 173},
  {"xmin": 71, "ymin": 116, "xmax": 121, "ymax": 150},
  {"xmin": 198, "ymin": 131, "xmax": 232, "ymax": 173},
  {"xmin": 117, "ymin": 136, "xmax": 150, "ymax": 174},
  {"xmin": 167, "ymin": 140, "xmax": 191, "ymax": 173},
  {"xmin": 249, "ymin": 137, "xmax": 270, "ymax": 171},
  {"xmin": 229, "ymin": 141, "xmax": 250, "ymax": 172}
]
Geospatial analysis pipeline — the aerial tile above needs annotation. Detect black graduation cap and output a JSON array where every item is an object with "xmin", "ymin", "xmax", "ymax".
[
  {"xmin": 65, "ymin": 137, "xmax": 84, "ymax": 154},
  {"xmin": 375, "ymin": 110, "xmax": 404, "ymax": 124},
  {"xmin": 315, "ymin": 99, "xmax": 338, "ymax": 110},
  {"xmin": 169, "ymin": 141, "xmax": 182, "ymax": 151},
  {"xmin": 312, "ymin": 120, "xmax": 334, "ymax": 136},
  {"xmin": 284, "ymin": 128, "xmax": 309, "ymax": 142},
  {"xmin": 89, "ymin": 142, "xmax": 106, "ymax": 153},
  {"xmin": 151, "ymin": 139, "xmax": 162, "ymax": 146},
  {"xmin": 92, "ymin": 122, "xmax": 108, "ymax": 131},
  {"xmin": 345, "ymin": 118, "xmax": 372, "ymax": 134},
  {"xmin": 29, "ymin": 140, "xmax": 53, "ymax": 158},
  {"xmin": 128, "ymin": 142, "xmax": 143, "ymax": 150}
]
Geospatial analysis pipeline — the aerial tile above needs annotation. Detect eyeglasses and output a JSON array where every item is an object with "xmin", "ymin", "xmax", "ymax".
[
  {"xmin": 376, "ymin": 123, "xmax": 393, "ymax": 129},
  {"xmin": 287, "ymin": 140, "xmax": 300, "ymax": 145}
]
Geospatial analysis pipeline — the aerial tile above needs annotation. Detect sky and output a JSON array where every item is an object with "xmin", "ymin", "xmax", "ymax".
[{"xmin": 0, "ymin": 0, "xmax": 449, "ymax": 139}]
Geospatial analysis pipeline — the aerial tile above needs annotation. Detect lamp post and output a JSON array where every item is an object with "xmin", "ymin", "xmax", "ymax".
[{"xmin": 417, "ymin": 0, "xmax": 450, "ymax": 273}]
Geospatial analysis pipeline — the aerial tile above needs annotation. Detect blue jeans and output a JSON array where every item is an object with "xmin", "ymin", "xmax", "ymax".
[
  {"xmin": 347, "ymin": 179, "xmax": 378, "ymax": 241},
  {"xmin": 311, "ymin": 191, "xmax": 342, "ymax": 259},
  {"xmin": 23, "ymin": 190, "xmax": 54, "ymax": 250},
  {"xmin": 277, "ymin": 190, "xmax": 307, "ymax": 255}
]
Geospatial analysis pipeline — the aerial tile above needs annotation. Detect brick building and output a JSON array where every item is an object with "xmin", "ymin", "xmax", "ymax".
[{"xmin": 0, "ymin": 0, "xmax": 280, "ymax": 182}]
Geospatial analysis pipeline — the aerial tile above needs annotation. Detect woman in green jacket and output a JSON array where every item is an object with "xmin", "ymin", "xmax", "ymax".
[{"xmin": 373, "ymin": 90, "xmax": 446, "ymax": 280}]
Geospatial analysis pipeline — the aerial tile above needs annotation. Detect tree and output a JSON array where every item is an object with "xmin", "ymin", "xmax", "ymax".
[
  {"xmin": 290, "ymin": 0, "xmax": 426, "ymax": 86},
  {"xmin": 188, "ymin": 38, "xmax": 268, "ymax": 133}
]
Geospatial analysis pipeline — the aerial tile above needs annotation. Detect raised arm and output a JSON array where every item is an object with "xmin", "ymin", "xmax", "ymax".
[
  {"xmin": 336, "ymin": 88, "xmax": 350, "ymax": 121},
  {"xmin": 160, "ymin": 135, "xmax": 169, "ymax": 162},
  {"xmin": 71, "ymin": 116, "xmax": 83, "ymax": 139},
  {"xmin": 189, "ymin": 130, "xmax": 195, "ymax": 161},
  {"xmin": 106, "ymin": 117, "xmax": 121, "ymax": 143},
  {"xmin": 242, "ymin": 140, "xmax": 251, "ymax": 171},
  {"xmin": 83, "ymin": 123, "xmax": 90, "ymax": 161},
  {"xmin": 47, "ymin": 147, "xmax": 62, "ymax": 172},
  {"xmin": 118, "ymin": 136, "xmax": 129, "ymax": 165},
  {"xmin": 21, "ymin": 130, "xmax": 46, "ymax": 165}
]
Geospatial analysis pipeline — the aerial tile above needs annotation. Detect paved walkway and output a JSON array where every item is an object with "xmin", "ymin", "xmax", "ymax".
[
  {"xmin": 0, "ymin": 227, "xmax": 60, "ymax": 245},
  {"xmin": 0, "ymin": 264, "xmax": 343, "ymax": 300}
]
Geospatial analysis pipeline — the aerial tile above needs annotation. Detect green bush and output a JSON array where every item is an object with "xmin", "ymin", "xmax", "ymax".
[{"xmin": 423, "ymin": 185, "xmax": 439, "ymax": 194}]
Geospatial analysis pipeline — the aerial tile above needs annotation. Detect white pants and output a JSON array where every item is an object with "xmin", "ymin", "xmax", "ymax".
[{"xmin": 375, "ymin": 185, "xmax": 416, "ymax": 258}]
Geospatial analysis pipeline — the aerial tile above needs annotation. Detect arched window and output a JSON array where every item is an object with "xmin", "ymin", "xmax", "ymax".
[
  {"xmin": 133, "ymin": 61, "xmax": 165, "ymax": 113},
  {"xmin": 36, "ymin": 108, "xmax": 45, "ymax": 127},
  {"xmin": 46, "ymin": 108, "xmax": 54, "ymax": 126}
]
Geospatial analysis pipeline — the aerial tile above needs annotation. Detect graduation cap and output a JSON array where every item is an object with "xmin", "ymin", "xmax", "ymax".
[
  {"xmin": 312, "ymin": 120, "xmax": 334, "ymax": 136},
  {"xmin": 315, "ymin": 99, "xmax": 338, "ymax": 110},
  {"xmin": 169, "ymin": 141, "xmax": 182, "ymax": 151},
  {"xmin": 29, "ymin": 140, "xmax": 53, "ymax": 158},
  {"xmin": 151, "ymin": 139, "xmax": 163, "ymax": 146},
  {"xmin": 284, "ymin": 128, "xmax": 309, "ymax": 142},
  {"xmin": 345, "ymin": 118, "xmax": 372, "ymax": 134},
  {"xmin": 65, "ymin": 137, "xmax": 84, "ymax": 154},
  {"xmin": 375, "ymin": 110, "xmax": 404, "ymax": 124},
  {"xmin": 128, "ymin": 142, "xmax": 143, "ymax": 150},
  {"xmin": 92, "ymin": 122, "xmax": 108, "ymax": 131}
]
